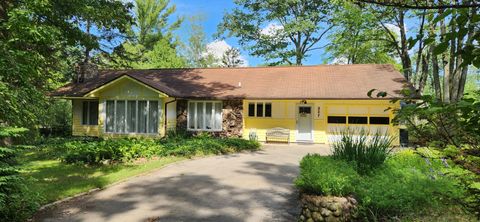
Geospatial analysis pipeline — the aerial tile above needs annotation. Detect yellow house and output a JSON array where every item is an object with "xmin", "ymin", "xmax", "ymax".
[{"xmin": 52, "ymin": 64, "xmax": 410, "ymax": 144}]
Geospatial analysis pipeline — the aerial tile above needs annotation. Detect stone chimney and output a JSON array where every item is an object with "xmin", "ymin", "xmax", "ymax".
[{"xmin": 75, "ymin": 61, "xmax": 99, "ymax": 83}]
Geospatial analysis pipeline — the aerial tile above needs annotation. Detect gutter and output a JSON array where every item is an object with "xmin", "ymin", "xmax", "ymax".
[{"xmin": 164, "ymin": 98, "xmax": 177, "ymax": 136}]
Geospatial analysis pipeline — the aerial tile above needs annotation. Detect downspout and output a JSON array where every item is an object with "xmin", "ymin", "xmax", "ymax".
[{"xmin": 164, "ymin": 98, "xmax": 177, "ymax": 137}]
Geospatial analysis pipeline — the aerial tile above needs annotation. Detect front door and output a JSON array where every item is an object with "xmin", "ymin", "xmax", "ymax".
[{"xmin": 297, "ymin": 105, "xmax": 313, "ymax": 141}]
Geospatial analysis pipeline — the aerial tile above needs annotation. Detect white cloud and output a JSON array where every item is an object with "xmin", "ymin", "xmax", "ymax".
[
  {"xmin": 330, "ymin": 57, "xmax": 349, "ymax": 65},
  {"xmin": 384, "ymin": 23, "xmax": 408, "ymax": 38},
  {"xmin": 205, "ymin": 40, "xmax": 249, "ymax": 67},
  {"xmin": 260, "ymin": 22, "xmax": 284, "ymax": 37}
]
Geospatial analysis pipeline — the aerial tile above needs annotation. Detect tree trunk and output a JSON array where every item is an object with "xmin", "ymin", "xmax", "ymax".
[
  {"xmin": 440, "ymin": 18, "xmax": 451, "ymax": 103},
  {"xmin": 430, "ymin": 46, "xmax": 442, "ymax": 99},
  {"xmin": 456, "ymin": 7, "xmax": 476, "ymax": 100},
  {"xmin": 398, "ymin": 10, "xmax": 412, "ymax": 82}
]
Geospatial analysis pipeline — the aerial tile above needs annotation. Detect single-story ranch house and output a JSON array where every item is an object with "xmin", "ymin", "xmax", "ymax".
[{"xmin": 52, "ymin": 64, "xmax": 410, "ymax": 145}]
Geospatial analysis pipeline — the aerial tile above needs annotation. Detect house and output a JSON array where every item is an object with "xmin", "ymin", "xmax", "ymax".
[{"xmin": 51, "ymin": 64, "xmax": 410, "ymax": 144}]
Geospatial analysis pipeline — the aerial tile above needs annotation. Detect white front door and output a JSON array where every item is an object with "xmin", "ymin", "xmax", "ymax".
[{"xmin": 297, "ymin": 105, "xmax": 313, "ymax": 141}]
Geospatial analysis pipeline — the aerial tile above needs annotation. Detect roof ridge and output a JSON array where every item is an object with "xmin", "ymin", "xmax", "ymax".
[{"xmin": 99, "ymin": 64, "xmax": 393, "ymax": 72}]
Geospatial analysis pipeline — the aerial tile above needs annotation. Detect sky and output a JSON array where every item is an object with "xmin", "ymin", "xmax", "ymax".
[{"xmin": 171, "ymin": 0, "xmax": 330, "ymax": 67}]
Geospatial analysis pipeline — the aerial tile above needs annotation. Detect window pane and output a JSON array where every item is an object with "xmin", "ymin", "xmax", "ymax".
[
  {"xmin": 256, "ymin": 103, "xmax": 263, "ymax": 117},
  {"xmin": 370, "ymin": 117, "xmax": 390, "ymax": 125},
  {"xmin": 327, "ymin": 116, "xmax": 346, "ymax": 124},
  {"xmin": 127, "ymin": 101, "xmax": 136, "ymax": 133},
  {"xmin": 188, "ymin": 102, "xmax": 195, "ymax": 129},
  {"xmin": 89, "ymin": 101, "xmax": 99, "ymax": 125},
  {"xmin": 148, "ymin": 101, "xmax": 158, "ymax": 133},
  {"xmin": 300, "ymin": 107, "xmax": 311, "ymax": 114},
  {"xmin": 265, "ymin": 103, "xmax": 272, "ymax": 117},
  {"xmin": 106, "ymin": 101, "xmax": 115, "ymax": 132},
  {"xmin": 248, "ymin": 103, "xmax": 255, "ymax": 117},
  {"xmin": 82, "ymin": 101, "xmax": 89, "ymax": 125},
  {"xmin": 197, "ymin": 102, "xmax": 204, "ymax": 129},
  {"xmin": 205, "ymin": 102, "xmax": 213, "ymax": 129},
  {"xmin": 348, "ymin": 116, "xmax": 368, "ymax": 124},
  {"xmin": 214, "ymin": 102, "xmax": 222, "ymax": 130},
  {"xmin": 115, "ymin": 101, "xmax": 126, "ymax": 133},
  {"xmin": 138, "ymin": 101, "xmax": 147, "ymax": 133}
]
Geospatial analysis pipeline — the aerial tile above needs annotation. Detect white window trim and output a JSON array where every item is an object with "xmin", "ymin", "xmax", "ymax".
[
  {"xmin": 104, "ymin": 99, "xmax": 160, "ymax": 135},
  {"xmin": 187, "ymin": 101, "xmax": 223, "ymax": 132}
]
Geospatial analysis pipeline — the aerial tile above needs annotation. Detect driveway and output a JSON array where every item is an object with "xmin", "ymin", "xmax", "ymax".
[{"xmin": 34, "ymin": 144, "xmax": 330, "ymax": 222}]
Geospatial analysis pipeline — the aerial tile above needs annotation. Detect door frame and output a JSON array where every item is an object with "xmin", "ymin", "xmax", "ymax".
[{"xmin": 296, "ymin": 103, "xmax": 314, "ymax": 142}]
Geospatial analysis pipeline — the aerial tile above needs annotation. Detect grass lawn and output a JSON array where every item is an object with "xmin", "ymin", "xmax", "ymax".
[{"xmin": 18, "ymin": 148, "xmax": 185, "ymax": 204}]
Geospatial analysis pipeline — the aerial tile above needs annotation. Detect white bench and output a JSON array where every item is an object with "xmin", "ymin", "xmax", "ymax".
[{"xmin": 266, "ymin": 127, "xmax": 290, "ymax": 143}]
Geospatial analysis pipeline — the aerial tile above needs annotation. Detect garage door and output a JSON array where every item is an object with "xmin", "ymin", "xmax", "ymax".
[{"xmin": 326, "ymin": 105, "xmax": 391, "ymax": 143}]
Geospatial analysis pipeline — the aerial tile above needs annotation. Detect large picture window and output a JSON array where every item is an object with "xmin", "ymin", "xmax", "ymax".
[
  {"xmin": 188, "ymin": 101, "xmax": 222, "ymax": 131},
  {"xmin": 82, "ymin": 101, "xmax": 99, "ymax": 125},
  {"xmin": 105, "ymin": 100, "xmax": 159, "ymax": 134}
]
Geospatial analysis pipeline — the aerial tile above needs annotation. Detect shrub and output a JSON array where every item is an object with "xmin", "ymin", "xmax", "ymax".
[
  {"xmin": 61, "ymin": 136, "xmax": 260, "ymax": 164},
  {"xmin": 295, "ymin": 154, "xmax": 359, "ymax": 196},
  {"xmin": 295, "ymin": 150, "xmax": 470, "ymax": 220},
  {"xmin": 355, "ymin": 150, "xmax": 466, "ymax": 219},
  {"xmin": 332, "ymin": 129, "xmax": 393, "ymax": 174},
  {"xmin": 0, "ymin": 127, "xmax": 41, "ymax": 222}
]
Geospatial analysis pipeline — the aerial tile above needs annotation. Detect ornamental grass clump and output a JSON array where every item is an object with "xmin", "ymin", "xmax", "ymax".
[{"xmin": 332, "ymin": 129, "xmax": 394, "ymax": 174}]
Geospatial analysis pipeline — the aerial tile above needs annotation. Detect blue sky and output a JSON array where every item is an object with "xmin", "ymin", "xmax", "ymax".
[{"xmin": 171, "ymin": 0, "xmax": 329, "ymax": 67}]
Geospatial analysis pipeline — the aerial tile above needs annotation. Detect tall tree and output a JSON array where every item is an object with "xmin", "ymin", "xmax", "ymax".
[
  {"xmin": 103, "ymin": 0, "xmax": 185, "ymax": 69},
  {"xmin": 217, "ymin": 0, "xmax": 333, "ymax": 65},
  {"xmin": 222, "ymin": 48, "xmax": 244, "ymax": 67},
  {"xmin": 183, "ymin": 15, "xmax": 217, "ymax": 68},
  {"xmin": 327, "ymin": 2, "xmax": 397, "ymax": 65},
  {"xmin": 0, "ymin": 0, "xmax": 133, "ymax": 126}
]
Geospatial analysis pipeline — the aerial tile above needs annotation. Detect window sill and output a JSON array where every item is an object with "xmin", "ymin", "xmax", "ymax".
[
  {"xmin": 103, "ymin": 132, "xmax": 159, "ymax": 135},
  {"xmin": 187, "ymin": 129, "xmax": 223, "ymax": 132}
]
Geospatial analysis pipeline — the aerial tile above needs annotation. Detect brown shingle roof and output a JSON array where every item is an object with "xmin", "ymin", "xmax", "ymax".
[{"xmin": 51, "ymin": 64, "xmax": 412, "ymax": 99}]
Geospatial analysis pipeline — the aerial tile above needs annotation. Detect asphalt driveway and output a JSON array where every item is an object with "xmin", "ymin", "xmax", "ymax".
[{"xmin": 34, "ymin": 144, "xmax": 330, "ymax": 222}]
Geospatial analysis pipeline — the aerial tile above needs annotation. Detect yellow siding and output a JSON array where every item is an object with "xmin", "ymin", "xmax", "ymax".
[
  {"xmin": 243, "ymin": 99, "xmax": 400, "ymax": 145},
  {"xmin": 71, "ymin": 76, "xmax": 169, "ymax": 138}
]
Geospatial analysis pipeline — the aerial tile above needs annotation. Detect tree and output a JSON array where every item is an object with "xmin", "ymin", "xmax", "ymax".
[
  {"xmin": 217, "ymin": 0, "xmax": 333, "ymax": 65},
  {"xmin": 0, "ymin": 0, "xmax": 133, "ymax": 126},
  {"xmin": 183, "ymin": 15, "xmax": 217, "ymax": 68},
  {"xmin": 103, "ymin": 0, "xmax": 185, "ymax": 69},
  {"xmin": 222, "ymin": 48, "xmax": 244, "ymax": 67},
  {"xmin": 327, "ymin": 2, "xmax": 397, "ymax": 65}
]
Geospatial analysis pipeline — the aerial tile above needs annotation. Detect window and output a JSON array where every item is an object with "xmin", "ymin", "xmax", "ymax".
[
  {"xmin": 348, "ymin": 116, "xmax": 368, "ymax": 124},
  {"xmin": 256, "ymin": 103, "xmax": 263, "ymax": 117},
  {"xmin": 248, "ymin": 102, "xmax": 272, "ymax": 118},
  {"xmin": 328, "ymin": 116, "xmax": 346, "ymax": 124},
  {"xmin": 105, "ymin": 100, "xmax": 159, "ymax": 134},
  {"xmin": 188, "ymin": 101, "xmax": 222, "ymax": 131},
  {"xmin": 248, "ymin": 103, "xmax": 255, "ymax": 117},
  {"xmin": 265, "ymin": 103, "xmax": 272, "ymax": 117},
  {"xmin": 81, "ymin": 101, "xmax": 98, "ymax": 125},
  {"xmin": 370, "ymin": 117, "xmax": 390, "ymax": 125},
  {"xmin": 299, "ymin": 107, "xmax": 311, "ymax": 114}
]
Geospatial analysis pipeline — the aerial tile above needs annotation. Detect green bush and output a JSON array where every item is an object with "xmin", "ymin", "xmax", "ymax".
[
  {"xmin": 355, "ymin": 150, "xmax": 465, "ymax": 219},
  {"xmin": 0, "ymin": 127, "xmax": 41, "ymax": 222},
  {"xmin": 60, "ymin": 136, "xmax": 260, "ymax": 164},
  {"xmin": 295, "ymin": 154, "xmax": 359, "ymax": 196},
  {"xmin": 332, "ymin": 129, "xmax": 393, "ymax": 174},
  {"xmin": 295, "ymin": 150, "xmax": 470, "ymax": 220}
]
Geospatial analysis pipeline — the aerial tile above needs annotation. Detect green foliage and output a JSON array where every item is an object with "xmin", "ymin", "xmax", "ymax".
[
  {"xmin": 295, "ymin": 150, "xmax": 472, "ymax": 220},
  {"xmin": 332, "ymin": 129, "xmax": 393, "ymax": 174},
  {"xmin": 355, "ymin": 150, "xmax": 466, "ymax": 219},
  {"xmin": 395, "ymin": 91, "xmax": 480, "ymax": 148},
  {"xmin": 0, "ymin": 127, "xmax": 41, "ymax": 222},
  {"xmin": 0, "ymin": 0, "xmax": 133, "ymax": 127},
  {"xmin": 326, "ymin": 1, "xmax": 397, "ymax": 65},
  {"xmin": 217, "ymin": 0, "xmax": 332, "ymax": 65},
  {"xmin": 182, "ymin": 15, "xmax": 218, "ymax": 68},
  {"xmin": 61, "ymin": 136, "xmax": 260, "ymax": 165},
  {"xmin": 295, "ymin": 154, "xmax": 359, "ymax": 196}
]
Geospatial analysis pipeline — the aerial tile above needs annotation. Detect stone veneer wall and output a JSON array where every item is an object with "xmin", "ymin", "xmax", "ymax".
[
  {"xmin": 175, "ymin": 99, "xmax": 243, "ymax": 137},
  {"xmin": 299, "ymin": 194, "xmax": 357, "ymax": 222}
]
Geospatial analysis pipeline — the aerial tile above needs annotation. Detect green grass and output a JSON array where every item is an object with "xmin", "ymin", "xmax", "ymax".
[{"xmin": 18, "ymin": 147, "xmax": 185, "ymax": 204}]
